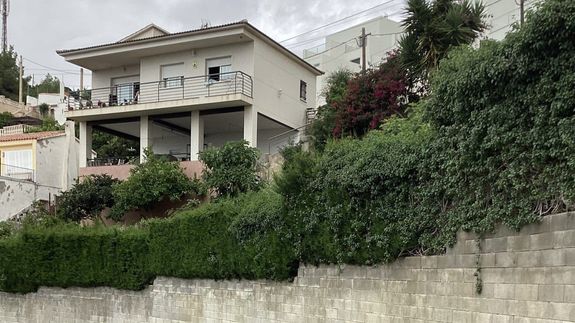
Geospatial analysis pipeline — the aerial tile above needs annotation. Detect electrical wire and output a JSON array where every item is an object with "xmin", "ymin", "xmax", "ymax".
[
  {"xmin": 303, "ymin": 38, "xmax": 358, "ymax": 60},
  {"xmin": 280, "ymin": 0, "xmax": 401, "ymax": 44},
  {"xmin": 284, "ymin": 5, "xmax": 404, "ymax": 50}
]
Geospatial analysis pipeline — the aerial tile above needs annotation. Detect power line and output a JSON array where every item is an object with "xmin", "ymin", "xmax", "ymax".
[
  {"xmin": 303, "ymin": 37, "xmax": 358, "ymax": 60},
  {"xmin": 280, "ymin": 0, "xmax": 400, "ymax": 44},
  {"xmin": 23, "ymin": 57, "xmax": 74, "ymax": 73}
]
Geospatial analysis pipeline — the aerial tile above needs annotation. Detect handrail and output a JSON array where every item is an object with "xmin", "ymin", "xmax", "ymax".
[
  {"xmin": 0, "ymin": 163, "xmax": 35, "ymax": 181},
  {"xmin": 266, "ymin": 123, "xmax": 309, "ymax": 155},
  {"xmin": 71, "ymin": 71, "xmax": 253, "ymax": 111}
]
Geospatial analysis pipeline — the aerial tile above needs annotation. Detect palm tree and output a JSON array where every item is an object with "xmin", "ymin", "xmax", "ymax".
[{"xmin": 399, "ymin": 0, "xmax": 486, "ymax": 81}]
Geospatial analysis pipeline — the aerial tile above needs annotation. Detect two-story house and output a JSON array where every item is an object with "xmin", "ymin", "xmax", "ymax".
[{"xmin": 57, "ymin": 21, "xmax": 321, "ymax": 178}]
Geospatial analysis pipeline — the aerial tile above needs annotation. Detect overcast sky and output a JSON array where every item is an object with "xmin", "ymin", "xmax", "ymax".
[{"xmin": 9, "ymin": 0, "xmax": 405, "ymax": 88}]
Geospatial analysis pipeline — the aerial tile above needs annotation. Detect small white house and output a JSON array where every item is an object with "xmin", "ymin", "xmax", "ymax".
[
  {"xmin": 57, "ymin": 21, "xmax": 322, "ymax": 179},
  {"xmin": 0, "ymin": 122, "xmax": 80, "ymax": 220},
  {"xmin": 303, "ymin": 16, "xmax": 403, "ymax": 106}
]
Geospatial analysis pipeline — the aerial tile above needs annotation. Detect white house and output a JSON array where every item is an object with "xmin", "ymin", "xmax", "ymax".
[
  {"xmin": 0, "ymin": 122, "xmax": 79, "ymax": 220},
  {"xmin": 302, "ymin": 16, "xmax": 403, "ymax": 106},
  {"xmin": 57, "ymin": 21, "xmax": 321, "ymax": 178}
]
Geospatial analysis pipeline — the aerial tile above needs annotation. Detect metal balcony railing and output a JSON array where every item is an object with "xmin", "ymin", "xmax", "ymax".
[
  {"xmin": 1, "ymin": 164, "xmax": 35, "ymax": 181},
  {"xmin": 75, "ymin": 71, "xmax": 253, "ymax": 110},
  {"xmin": 86, "ymin": 156, "xmax": 138, "ymax": 167}
]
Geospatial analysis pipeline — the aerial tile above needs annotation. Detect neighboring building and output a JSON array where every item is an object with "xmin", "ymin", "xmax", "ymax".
[
  {"xmin": 57, "ymin": 21, "xmax": 321, "ymax": 178},
  {"xmin": 484, "ymin": 0, "xmax": 539, "ymax": 41},
  {"xmin": 0, "ymin": 122, "xmax": 79, "ymax": 220},
  {"xmin": 0, "ymin": 95, "xmax": 40, "ymax": 118},
  {"xmin": 26, "ymin": 82, "xmax": 70, "ymax": 125},
  {"xmin": 303, "ymin": 16, "xmax": 403, "ymax": 106}
]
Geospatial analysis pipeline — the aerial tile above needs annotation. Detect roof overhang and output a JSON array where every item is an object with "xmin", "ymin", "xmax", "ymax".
[{"xmin": 57, "ymin": 22, "xmax": 323, "ymax": 75}]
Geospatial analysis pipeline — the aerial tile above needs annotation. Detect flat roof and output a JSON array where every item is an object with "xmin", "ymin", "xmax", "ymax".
[{"xmin": 57, "ymin": 21, "xmax": 323, "ymax": 76}]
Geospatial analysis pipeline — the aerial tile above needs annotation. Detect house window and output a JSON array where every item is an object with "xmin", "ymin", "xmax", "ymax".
[
  {"xmin": 300, "ymin": 80, "xmax": 307, "ymax": 102},
  {"xmin": 1, "ymin": 149, "xmax": 33, "ymax": 179},
  {"xmin": 161, "ymin": 63, "xmax": 184, "ymax": 88},
  {"xmin": 206, "ymin": 57, "xmax": 232, "ymax": 82}
]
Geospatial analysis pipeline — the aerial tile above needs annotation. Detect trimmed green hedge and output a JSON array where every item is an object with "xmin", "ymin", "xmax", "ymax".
[
  {"xmin": 0, "ymin": 189, "xmax": 293, "ymax": 294},
  {"xmin": 0, "ymin": 225, "xmax": 151, "ymax": 293}
]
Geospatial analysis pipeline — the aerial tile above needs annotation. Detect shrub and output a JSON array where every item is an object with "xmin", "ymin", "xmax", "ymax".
[
  {"xmin": 109, "ymin": 149, "xmax": 202, "ymax": 221},
  {"xmin": 0, "ymin": 221, "xmax": 15, "ymax": 239},
  {"xmin": 279, "ymin": 106, "xmax": 433, "ymax": 264},
  {"xmin": 57, "ymin": 175, "xmax": 118, "ymax": 221},
  {"xmin": 423, "ymin": 0, "xmax": 575, "ymax": 239},
  {"xmin": 307, "ymin": 70, "xmax": 352, "ymax": 151},
  {"xmin": 333, "ymin": 55, "xmax": 410, "ymax": 138},
  {"xmin": 199, "ymin": 140, "xmax": 261, "ymax": 197},
  {"xmin": 38, "ymin": 103, "xmax": 50, "ymax": 116},
  {"xmin": 0, "ymin": 224, "xmax": 151, "ymax": 293},
  {"xmin": 148, "ymin": 190, "xmax": 294, "ymax": 281}
]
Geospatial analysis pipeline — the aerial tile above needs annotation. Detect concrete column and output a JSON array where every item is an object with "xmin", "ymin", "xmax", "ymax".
[
  {"xmin": 78, "ymin": 121, "xmax": 92, "ymax": 168},
  {"xmin": 190, "ymin": 110, "xmax": 204, "ymax": 161},
  {"xmin": 140, "ymin": 115, "xmax": 151, "ymax": 162},
  {"xmin": 243, "ymin": 105, "xmax": 257, "ymax": 147}
]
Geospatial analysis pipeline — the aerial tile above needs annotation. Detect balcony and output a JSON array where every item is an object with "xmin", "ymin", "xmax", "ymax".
[{"xmin": 65, "ymin": 71, "xmax": 253, "ymax": 120}]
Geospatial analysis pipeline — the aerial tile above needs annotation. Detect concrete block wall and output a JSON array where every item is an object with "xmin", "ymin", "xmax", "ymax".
[{"xmin": 1, "ymin": 212, "xmax": 575, "ymax": 322}]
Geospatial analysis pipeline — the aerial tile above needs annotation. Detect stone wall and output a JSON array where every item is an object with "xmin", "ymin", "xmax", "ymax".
[{"xmin": 1, "ymin": 212, "xmax": 574, "ymax": 322}]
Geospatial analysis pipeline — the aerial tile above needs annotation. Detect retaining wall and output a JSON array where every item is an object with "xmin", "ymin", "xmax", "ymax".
[{"xmin": 1, "ymin": 212, "xmax": 574, "ymax": 322}]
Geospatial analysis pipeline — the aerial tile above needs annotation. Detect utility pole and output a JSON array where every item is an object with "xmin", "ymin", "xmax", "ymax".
[
  {"xmin": 1, "ymin": 0, "xmax": 8, "ymax": 53},
  {"xmin": 361, "ymin": 27, "xmax": 367, "ymax": 72},
  {"xmin": 519, "ymin": 0, "xmax": 525, "ymax": 25},
  {"xmin": 18, "ymin": 55, "xmax": 22, "ymax": 105},
  {"xmin": 79, "ymin": 68, "xmax": 84, "ymax": 98}
]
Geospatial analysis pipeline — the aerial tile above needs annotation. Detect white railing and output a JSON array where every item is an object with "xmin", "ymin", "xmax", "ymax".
[{"xmin": 0, "ymin": 124, "xmax": 34, "ymax": 136}]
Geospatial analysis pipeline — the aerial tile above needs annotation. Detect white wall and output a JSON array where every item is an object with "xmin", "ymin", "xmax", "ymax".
[
  {"xmin": 0, "ymin": 178, "xmax": 61, "ymax": 221},
  {"xmin": 139, "ymin": 42, "xmax": 254, "ymax": 83},
  {"xmin": 252, "ymin": 38, "xmax": 317, "ymax": 129},
  {"xmin": 304, "ymin": 16, "xmax": 403, "ymax": 106},
  {"xmin": 35, "ymin": 134, "xmax": 78, "ymax": 190}
]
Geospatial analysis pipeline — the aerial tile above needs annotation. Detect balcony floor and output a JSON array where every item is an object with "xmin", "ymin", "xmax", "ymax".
[{"xmin": 65, "ymin": 93, "xmax": 253, "ymax": 122}]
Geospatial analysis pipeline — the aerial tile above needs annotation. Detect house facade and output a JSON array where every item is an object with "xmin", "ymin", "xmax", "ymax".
[
  {"xmin": 57, "ymin": 21, "xmax": 321, "ymax": 176},
  {"xmin": 303, "ymin": 16, "xmax": 403, "ymax": 106},
  {"xmin": 0, "ymin": 122, "xmax": 79, "ymax": 220}
]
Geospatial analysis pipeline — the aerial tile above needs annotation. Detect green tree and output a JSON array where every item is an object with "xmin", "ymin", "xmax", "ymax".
[
  {"xmin": 0, "ymin": 112, "xmax": 13, "ymax": 128},
  {"xmin": 110, "ymin": 149, "xmax": 202, "ymax": 221},
  {"xmin": 0, "ymin": 47, "xmax": 29, "ymax": 101},
  {"xmin": 27, "ymin": 74, "xmax": 60, "ymax": 98},
  {"xmin": 26, "ymin": 117, "xmax": 64, "ymax": 132},
  {"xmin": 38, "ymin": 103, "xmax": 49, "ymax": 116},
  {"xmin": 92, "ymin": 130, "xmax": 139, "ymax": 158},
  {"xmin": 307, "ymin": 69, "xmax": 352, "ymax": 151},
  {"xmin": 57, "ymin": 175, "xmax": 119, "ymax": 222},
  {"xmin": 399, "ymin": 0, "xmax": 487, "ymax": 82},
  {"xmin": 199, "ymin": 141, "xmax": 261, "ymax": 197}
]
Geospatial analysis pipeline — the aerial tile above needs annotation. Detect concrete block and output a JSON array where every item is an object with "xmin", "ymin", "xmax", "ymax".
[
  {"xmin": 495, "ymin": 252, "xmax": 517, "ymax": 267},
  {"xmin": 565, "ymin": 285, "xmax": 575, "ymax": 303},
  {"xmin": 550, "ymin": 212, "xmax": 575, "ymax": 231},
  {"xmin": 517, "ymin": 251, "xmax": 542, "ymax": 267},
  {"xmin": 538, "ymin": 285, "xmax": 564, "ymax": 302},
  {"xmin": 484, "ymin": 237, "xmax": 508, "ymax": 253},
  {"xmin": 546, "ymin": 302, "xmax": 575, "ymax": 321},
  {"xmin": 514, "ymin": 284, "xmax": 539, "ymax": 301},
  {"xmin": 493, "ymin": 284, "xmax": 515, "ymax": 300},
  {"xmin": 507, "ymin": 235, "xmax": 531, "ymax": 251},
  {"xmin": 530, "ymin": 233, "xmax": 555, "ymax": 251},
  {"xmin": 519, "ymin": 217, "xmax": 549, "ymax": 235},
  {"xmin": 553, "ymin": 230, "xmax": 575, "ymax": 248},
  {"xmin": 540, "ymin": 249, "xmax": 566, "ymax": 266}
]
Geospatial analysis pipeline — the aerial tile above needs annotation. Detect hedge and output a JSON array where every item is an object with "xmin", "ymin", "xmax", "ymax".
[
  {"xmin": 0, "ymin": 225, "xmax": 151, "ymax": 293},
  {"xmin": 0, "ymin": 189, "xmax": 293, "ymax": 294}
]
